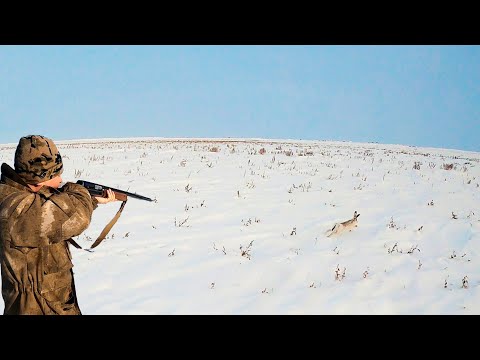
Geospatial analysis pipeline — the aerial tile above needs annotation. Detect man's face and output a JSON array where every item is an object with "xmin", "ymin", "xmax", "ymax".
[{"xmin": 40, "ymin": 175, "xmax": 63, "ymax": 189}]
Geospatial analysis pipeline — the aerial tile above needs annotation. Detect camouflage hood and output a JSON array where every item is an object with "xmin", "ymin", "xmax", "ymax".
[{"xmin": 14, "ymin": 135, "xmax": 63, "ymax": 184}]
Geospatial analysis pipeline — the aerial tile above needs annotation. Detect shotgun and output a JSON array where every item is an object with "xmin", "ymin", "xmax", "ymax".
[
  {"xmin": 76, "ymin": 180, "xmax": 154, "ymax": 202},
  {"xmin": 72, "ymin": 180, "xmax": 154, "ymax": 249}
]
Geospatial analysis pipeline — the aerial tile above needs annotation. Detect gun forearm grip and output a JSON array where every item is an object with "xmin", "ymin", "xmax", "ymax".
[{"xmin": 111, "ymin": 190, "xmax": 128, "ymax": 202}]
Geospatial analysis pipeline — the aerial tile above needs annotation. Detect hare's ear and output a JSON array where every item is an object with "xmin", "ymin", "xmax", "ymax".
[
  {"xmin": 355, "ymin": 213, "xmax": 360, "ymax": 219},
  {"xmin": 353, "ymin": 210, "xmax": 357, "ymax": 218}
]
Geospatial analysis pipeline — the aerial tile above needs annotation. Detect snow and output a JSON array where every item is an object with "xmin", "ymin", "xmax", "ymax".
[{"xmin": 1, "ymin": 137, "xmax": 479, "ymax": 314}]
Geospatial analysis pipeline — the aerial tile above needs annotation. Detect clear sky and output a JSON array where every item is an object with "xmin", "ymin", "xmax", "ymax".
[{"xmin": 1, "ymin": 45, "xmax": 479, "ymax": 151}]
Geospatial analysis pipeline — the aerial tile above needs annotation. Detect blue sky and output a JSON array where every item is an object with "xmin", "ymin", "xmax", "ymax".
[{"xmin": 1, "ymin": 45, "xmax": 479, "ymax": 151}]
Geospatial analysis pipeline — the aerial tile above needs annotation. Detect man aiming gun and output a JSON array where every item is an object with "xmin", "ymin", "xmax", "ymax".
[{"xmin": 0, "ymin": 135, "xmax": 119, "ymax": 315}]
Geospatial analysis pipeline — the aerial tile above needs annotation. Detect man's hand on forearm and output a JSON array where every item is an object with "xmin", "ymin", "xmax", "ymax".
[{"xmin": 95, "ymin": 188, "xmax": 119, "ymax": 204}]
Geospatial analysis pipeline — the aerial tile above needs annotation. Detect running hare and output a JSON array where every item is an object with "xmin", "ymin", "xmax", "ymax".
[{"xmin": 326, "ymin": 211, "xmax": 360, "ymax": 237}]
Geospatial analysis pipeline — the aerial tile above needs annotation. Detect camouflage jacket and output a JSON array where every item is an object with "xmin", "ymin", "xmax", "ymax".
[{"xmin": 0, "ymin": 163, "xmax": 97, "ymax": 315}]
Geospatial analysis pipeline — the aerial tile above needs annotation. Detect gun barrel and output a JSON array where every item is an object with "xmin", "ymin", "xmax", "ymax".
[
  {"xmin": 120, "ymin": 191, "xmax": 154, "ymax": 202},
  {"xmin": 76, "ymin": 180, "xmax": 154, "ymax": 202}
]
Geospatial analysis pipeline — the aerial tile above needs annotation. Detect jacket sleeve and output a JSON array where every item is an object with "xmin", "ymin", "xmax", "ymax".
[
  {"xmin": 51, "ymin": 182, "xmax": 98, "ymax": 241},
  {"xmin": 8, "ymin": 182, "xmax": 97, "ymax": 247}
]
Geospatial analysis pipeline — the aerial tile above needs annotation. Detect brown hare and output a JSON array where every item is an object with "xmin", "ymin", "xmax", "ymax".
[{"xmin": 326, "ymin": 211, "xmax": 360, "ymax": 237}]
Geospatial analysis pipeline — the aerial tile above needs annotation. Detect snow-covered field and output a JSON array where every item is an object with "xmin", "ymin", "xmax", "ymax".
[{"xmin": 1, "ymin": 137, "xmax": 479, "ymax": 314}]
